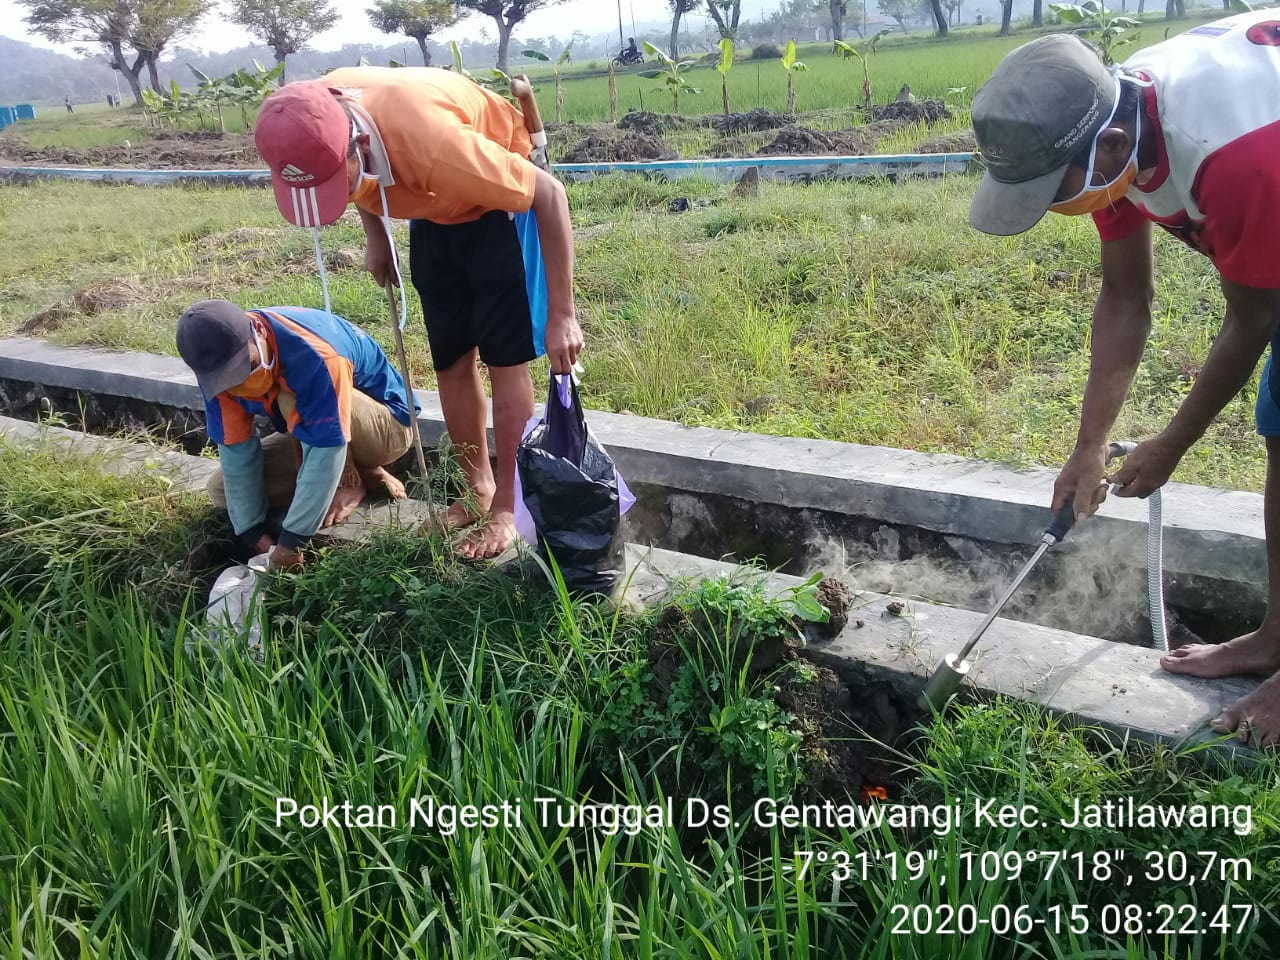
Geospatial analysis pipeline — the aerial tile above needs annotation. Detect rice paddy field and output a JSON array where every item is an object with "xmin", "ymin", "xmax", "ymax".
[{"xmin": 2, "ymin": 435, "xmax": 1279, "ymax": 958}]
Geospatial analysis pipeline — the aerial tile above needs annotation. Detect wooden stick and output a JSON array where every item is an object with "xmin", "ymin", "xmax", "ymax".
[
  {"xmin": 510, "ymin": 74, "xmax": 551, "ymax": 172},
  {"xmin": 384, "ymin": 281, "xmax": 430, "ymax": 483}
]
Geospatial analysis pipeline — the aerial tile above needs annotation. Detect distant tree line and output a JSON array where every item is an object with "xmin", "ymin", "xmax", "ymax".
[{"xmin": 14, "ymin": 0, "xmax": 586, "ymax": 107}]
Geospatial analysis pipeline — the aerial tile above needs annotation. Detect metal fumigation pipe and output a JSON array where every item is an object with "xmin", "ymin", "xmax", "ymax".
[{"xmin": 920, "ymin": 440, "xmax": 1170, "ymax": 709}]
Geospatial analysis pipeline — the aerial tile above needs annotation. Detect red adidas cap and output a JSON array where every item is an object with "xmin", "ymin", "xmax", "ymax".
[{"xmin": 254, "ymin": 82, "xmax": 351, "ymax": 227}]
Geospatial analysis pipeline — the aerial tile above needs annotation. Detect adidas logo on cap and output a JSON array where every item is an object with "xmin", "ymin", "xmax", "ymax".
[{"xmin": 280, "ymin": 163, "xmax": 315, "ymax": 183}]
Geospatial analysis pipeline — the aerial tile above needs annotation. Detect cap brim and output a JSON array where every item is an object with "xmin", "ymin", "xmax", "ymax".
[
  {"xmin": 968, "ymin": 162, "xmax": 1071, "ymax": 236},
  {"xmin": 196, "ymin": 351, "xmax": 253, "ymax": 398},
  {"xmin": 270, "ymin": 166, "xmax": 350, "ymax": 228}
]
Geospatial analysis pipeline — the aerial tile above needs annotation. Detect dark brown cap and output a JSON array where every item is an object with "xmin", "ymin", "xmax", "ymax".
[
  {"xmin": 970, "ymin": 33, "xmax": 1118, "ymax": 235},
  {"xmin": 176, "ymin": 299, "xmax": 254, "ymax": 398}
]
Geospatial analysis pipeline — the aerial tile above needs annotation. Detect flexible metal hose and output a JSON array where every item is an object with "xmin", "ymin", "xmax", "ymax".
[
  {"xmin": 1109, "ymin": 441, "xmax": 1169, "ymax": 653},
  {"xmin": 1147, "ymin": 488, "xmax": 1169, "ymax": 652}
]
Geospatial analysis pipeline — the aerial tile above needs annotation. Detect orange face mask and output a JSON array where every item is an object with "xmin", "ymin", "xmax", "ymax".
[
  {"xmin": 1050, "ymin": 160, "xmax": 1138, "ymax": 216},
  {"xmin": 1050, "ymin": 96, "xmax": 1142, "ymax": 217},
  {"xmin": 348, "ymin": 148, "xmax": 383, "ymax": 210},
  {"xmin": 350, "ymin": 174, "xmax": 380, "ymax": 209},
  {"xmin": 227, "ymin": 324, "xmax": 276, "ymax": 398}
]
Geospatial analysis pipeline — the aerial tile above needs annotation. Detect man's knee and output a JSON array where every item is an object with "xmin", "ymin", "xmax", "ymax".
[
  {"xmin": 349, "ymin": 390, "xmax": 415, "ymax": 468},
  {"xmin": 206, "ymin": 467, "xmax": 228, "ymax": 508}
]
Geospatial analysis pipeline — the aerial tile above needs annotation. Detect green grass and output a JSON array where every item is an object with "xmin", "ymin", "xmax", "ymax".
[
  {"xmin": 8, "ymin": 104, "xmax": 152, "ymax": 149},
  {"xmin": 533, "ymin": 12, "xmax": 1225, "ymax": 122},
  {"xmin": 0, "ymin": 173, "xmax": 1256, "ymax": 491},
  {"xmin": 1, "ymin": 440, "xmax": 1278, "ymax": 957}
]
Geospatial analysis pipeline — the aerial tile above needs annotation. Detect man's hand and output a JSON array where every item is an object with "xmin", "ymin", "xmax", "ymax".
[
  {"xmin": 364, "ymin": 237, "xmax": 396, "ymax": 287},
  {"xmin": 1107, "ymin": 433, "xmax": 1185, "ymax": 498},
  {"xmin": 267, "ymin": 544, "xmax": 304, "ymax": 572},
  {"xmin": 251, "ymin": 533, "xmax": 275, "ymax": 557},
  {"xmin": 359, "ymin": 206, "xmax": 396, "ymax": 287},
  {"xmin": 323, "ymin": 484, "xmax": 365, "ymax": 527},
  {"xmin": 545, "ymin": 312, "xmax": 584, "ymax": 374},
  {"xmin": 1053, "ymin": 444, "xmax": 1110, "ymax": 522}
]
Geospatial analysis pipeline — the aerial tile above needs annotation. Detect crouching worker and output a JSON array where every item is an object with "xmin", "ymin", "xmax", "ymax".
[{"xmin": 177, "ymin": 299, "xmax": 419, "ymax": 570}]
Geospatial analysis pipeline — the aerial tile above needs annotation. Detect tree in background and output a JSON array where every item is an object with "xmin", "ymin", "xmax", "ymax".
[
  {"xmin": 19, "ymin": 0, "xmax": 207, "ymax": 106},
  {"xmin": 667, "ymin": 0, "xmax": 699, "ymax": 57},
  {"xmin": 134, "ymin": 0, "xmax": 212, "ymax": 94},
  {"xmin": 829, "ymin": 0, "xmax": 848, "ymax": 39},
  {"xmin": 999, "ymin": 0, "xmax": 1013, "ymax": 34},
  {"xmin": 367, "ymin": 0, "xmax": 459, "ymax": 65},
  {"xmin": 1032, "ymin": 0, "xmax": 1043, "ymax": 25},
  {"xmin": 456, "ymin": 0, "xmax": 567, "ymax": 74},
  {"xmin": 228, "ymin": 0, "xmax": 339, "ymax": 80},
  {"xmin": 877, "ymin": 0, "xmax": 918, "ymax": 31},
  {"xmin": 928, "ymin": 0, "xmax": 948, "ymax": 34},
  {"xmin": 705, "ymin": 0, "xmax": 743, "ymax": 40}
]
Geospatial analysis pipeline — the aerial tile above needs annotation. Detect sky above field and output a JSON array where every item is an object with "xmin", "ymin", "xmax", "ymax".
[{"xmin": 0, "ymin": 0, "xmax": 758, "ymax": 54}]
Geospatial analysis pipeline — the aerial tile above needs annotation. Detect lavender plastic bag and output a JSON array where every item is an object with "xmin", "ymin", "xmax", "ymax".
[{"xmin": 514, "ymin": 374, "xmax": 633, "ymax": 596}]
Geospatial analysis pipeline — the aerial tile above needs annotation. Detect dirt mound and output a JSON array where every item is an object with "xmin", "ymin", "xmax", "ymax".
[
  {"xmin": 617, "ymin": 111, "xmax": 688, "ymax": 136},
  {"xmin": 709, "ymin": 108, "xmax": 790, "ymax": 136},
  {"xmin": 20, "ymin": 278, "xmax": 151, "ymax": 335},
  {"xmin": 0, "ymin": 130, "xmax": 260, "ymax": 168},
  {"xmin": 562, "ymin": 131, "xmax": 676, "ymax": 163},
  {"xmin": 815, "ymin": 577, "xmax": 852, "ymax": 636},
  {"xmin": 754, "ymin": 125, "xmax": 870, "ymax": 157},
  {"xmin": 646, "ymin": 591, "xmax": 902, "ymax": 805},
  {"xmin": 869, "ymin": 98, "xmax": 950, "ymax": 125},
  {"xmin": 917, "ymin": 130, "xmax": 977, "ymax": 154}
]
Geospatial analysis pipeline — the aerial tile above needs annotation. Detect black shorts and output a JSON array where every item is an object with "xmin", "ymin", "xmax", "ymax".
[{"xmin": 409, "ymin": 210, "xmax": 546, "ymax": 371}]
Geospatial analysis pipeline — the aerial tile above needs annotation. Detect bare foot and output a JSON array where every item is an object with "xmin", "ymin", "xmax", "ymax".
[
  {"xmin": 360, "ymin": 465, "xmax": 406, "ymax": 499},
  {"xmin": 419, "ymin": 497, "xmax": 488, "ymax": 539},
  {"xmin": 1161, "ymin": 627, "xmax": 1280, "ymax": 680},
  {"xmin": 1212, "ymin": 671, "xmax": 1280, "ymax": 746},
  {"xmin": 457, "ymin": 510, "xmax": 519, "ymax": 560},
  {"xmin": 323, "ymin": 482, "xmax": 367, "ymax": 527}
]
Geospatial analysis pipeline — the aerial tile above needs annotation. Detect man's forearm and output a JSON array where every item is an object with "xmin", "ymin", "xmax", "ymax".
[
  {"xmin": 1076, "ymin": 294, "xmax": 1151, "ymax": 449},
  {"xmin": 1162, "ymin": 289, "xmax": 1276, "ymax": 450},
  {"xmin": 278, "ymin": 443, "xmax": 347, "ymax": 549},
  {"xmin": 358, "ymin": 204, "xmax": 382, "ymax": 235},
  {"xmin": 531, "ymin": 168, "xmax": 576, "ymax": 323},
  {"xmin": 218, "ymin": 438, "xmax": 268, "ymax": 543}
]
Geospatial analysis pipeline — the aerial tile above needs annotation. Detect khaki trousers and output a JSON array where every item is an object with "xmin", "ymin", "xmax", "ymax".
[{"xmin": 207, "ymin": 389, "xmax": 414, "ymax": 509}]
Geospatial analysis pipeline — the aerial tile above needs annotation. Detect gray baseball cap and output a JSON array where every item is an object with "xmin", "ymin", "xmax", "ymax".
[
  {"xmin": 176, "ymin": 299, "xmax": 254, "ymax": 398},
  {"xmin": 970, "ymin": 33, "xmax": 1118, "ymax": 236}
]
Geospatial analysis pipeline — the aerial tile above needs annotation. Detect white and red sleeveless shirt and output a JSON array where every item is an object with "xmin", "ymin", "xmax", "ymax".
[{"xmin": 1092, "ymin": 10, "xmax": 1280, "ymax": 288}]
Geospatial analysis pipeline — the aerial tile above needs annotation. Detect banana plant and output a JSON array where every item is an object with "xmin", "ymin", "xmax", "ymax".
[
  {"xmin": 781, "ymin": 39, "xmax": 807, "ymax": 116},
  {"xmin": 522, "ymin": 41, "xmax": 573, "ymax": 122},
  {"xmin": 639, "ymin": 41, "xmax": 700, "ymax": 114},
  {"xmin": 1051, "ymin": 1, "xmax": 1140, "ymax": 64},
  {"xmin": 448, "ymin": 40, "xmax": 471, "ymax": 77},
  {"xmin": 188, "ymin": 65, "xmax": 231, "ymax": 132},
  {"xmin": 715, "ymin": 37, "xmax": 734, "ymax": 116},
  {"xmin": 141, "ymin": 88, "xmax": 166, "ymax": 128},
  {"xmin": 833, "ymin": 29, "xmax": 889, "ymax": 111}
]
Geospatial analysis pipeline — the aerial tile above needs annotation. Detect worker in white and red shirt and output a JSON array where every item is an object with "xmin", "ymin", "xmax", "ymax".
[
  {"xmin": 253, "ymin": 67, "xmax": 582, "ymax": 560},
  {"xmin": 969, "ymin": 12, "xmax": 1280, "ymax": 744}
]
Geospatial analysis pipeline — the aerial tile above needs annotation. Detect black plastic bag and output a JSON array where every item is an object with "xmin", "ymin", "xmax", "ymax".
[{"xmin": 515, "ymin": 375, "xmax": 629, "ymax": 596}]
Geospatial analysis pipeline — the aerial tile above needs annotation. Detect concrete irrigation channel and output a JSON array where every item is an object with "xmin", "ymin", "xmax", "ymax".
[{"xmin": 0, "ymin": 335, "xmax": 1266, "ymax": 751}]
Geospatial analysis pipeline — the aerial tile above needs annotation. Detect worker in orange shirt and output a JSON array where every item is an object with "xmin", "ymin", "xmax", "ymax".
[{"xmin": 254, "ymin": 67, "xmax": 583, "ymax": 559}]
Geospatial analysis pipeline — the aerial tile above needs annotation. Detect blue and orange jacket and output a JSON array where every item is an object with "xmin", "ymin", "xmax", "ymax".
[
  {"xmin": 205, "ymin": 306, "xmax": 413, "ymax": 447},
  {"xmin": 202, "ymin": 307, "xmax": 416, "ymax": 550}
]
